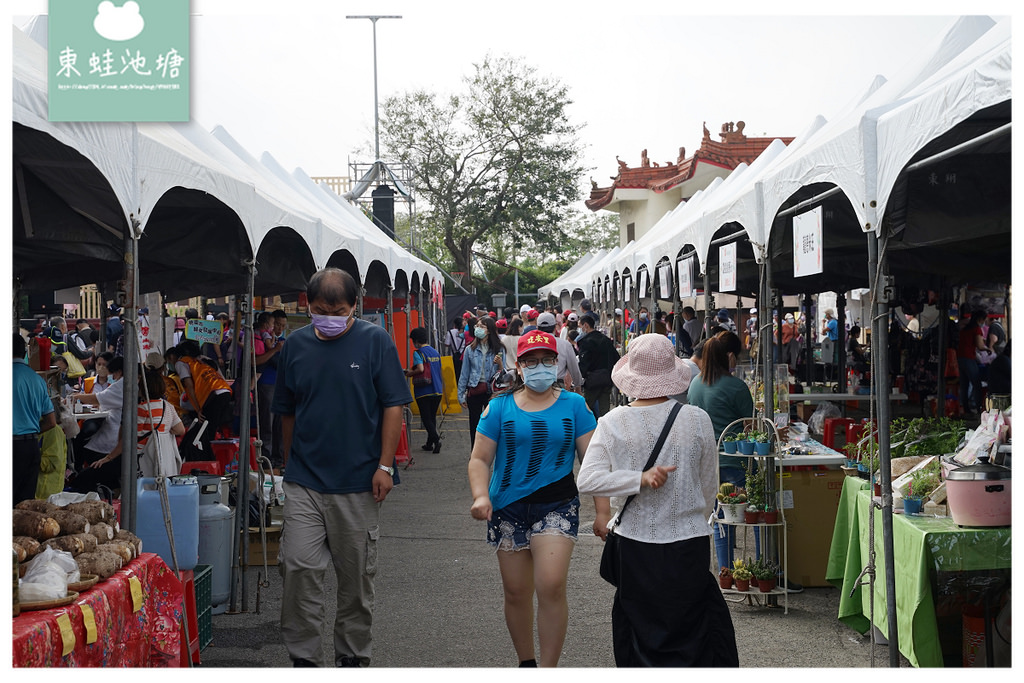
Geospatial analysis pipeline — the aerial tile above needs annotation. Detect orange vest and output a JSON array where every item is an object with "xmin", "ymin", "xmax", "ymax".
[
  {"xmin": 183, "ymin": 356, "xmax": 231, "ymax": 408},
  {"xmin": 163, "ymin": 373, "xmax": 187, "ymax": 416}
]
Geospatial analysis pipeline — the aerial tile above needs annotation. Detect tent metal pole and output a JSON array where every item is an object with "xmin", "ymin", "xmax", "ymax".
[
  {"xmin": 776, "ymin": 186, "xmax": 844, "ymax": 219},
  {"xmin": 230, "ymin": 265, "xmax": 255, "ymax": 614},
  {"xmin": 936, "ymin": 286, "xmax": 948, "ymax": 416},
  {"xmin": 803, "ymin": 293, "xmax": 814, "ymax": 386},
  {"xmin": 703, "ymin": 270, "xmax": 713, "ymax": 340},
  {"xmin": 838, "ymin": 292, "xmax": 848, "ymax": 395},
  {"xmin": 904, "ymin": 122, "xmax": 1011, "ymax": 173},
  {"xmin": 868, "ymin": 233, "xmax": 900, "ymax": 666},
  {"xmin": 121, "ymin": 221, "xmax": 140, "ymax": 533},
  {"xmin": 387, "ymin": 286, "xmax": 395, "ymax": 337}
]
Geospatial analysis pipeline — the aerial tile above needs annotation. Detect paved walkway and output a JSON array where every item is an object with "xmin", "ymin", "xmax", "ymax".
[{"xmin": 200, "ymin": 407, "xmax": 904, "ymax": 668}]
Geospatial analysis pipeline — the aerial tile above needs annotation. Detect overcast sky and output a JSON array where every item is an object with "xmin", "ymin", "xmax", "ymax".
[{"xmin": 8, "ymin": 1, "xmax": 1014, "ymax": 205}]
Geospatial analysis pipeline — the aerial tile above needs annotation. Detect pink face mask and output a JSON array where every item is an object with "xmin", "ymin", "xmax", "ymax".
[{"xmin": 311, "ymin": 313, "xmax": 352, "ymax": 337}]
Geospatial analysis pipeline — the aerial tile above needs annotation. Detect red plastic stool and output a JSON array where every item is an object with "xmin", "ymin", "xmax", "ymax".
[
  {"xmin": 179, "ymin": 569, "xmax": 200, "ymax": 666},
  {"xmin": 395, "ymin": 421, "xmax": 410, "ymax": 467},
  {"xmin": 823, "ymin": 417, "xmax": 855, "ymax": 450},
  {"xmin": 180, "ymin": 460, "xmax": 223, "ymax": 476}
]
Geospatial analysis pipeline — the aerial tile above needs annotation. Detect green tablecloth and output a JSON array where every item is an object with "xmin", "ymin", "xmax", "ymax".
[{"xmin": 826, "ymin": 476, "xmax": 1012, "ymax": 667}]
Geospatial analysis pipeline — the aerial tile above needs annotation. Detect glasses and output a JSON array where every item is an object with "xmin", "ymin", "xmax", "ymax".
[{"xmin": 520, "ymin": 356, "xmax": 558, "ymax": 369}]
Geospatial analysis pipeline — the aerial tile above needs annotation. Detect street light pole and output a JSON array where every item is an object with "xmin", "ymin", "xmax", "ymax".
[{"xmin": 346, "ymin": 14, "xmax": 401, "ymax": 161}]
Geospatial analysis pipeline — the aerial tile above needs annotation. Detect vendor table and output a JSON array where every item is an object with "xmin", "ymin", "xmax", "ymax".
[
  {"xmin": 74, "ymin": 410, "xmax": 111, "ymax": 421},
  {"xmin": 798, "ymin": 392, "xmax": 908, "ymax": 403},
  {"xmin": 13, "ymin": 553, "xmax": 187, "ymax": 667},
  {"xmin": 826, "ymin": 477, "xmax": 1011, "ymax": 667}
]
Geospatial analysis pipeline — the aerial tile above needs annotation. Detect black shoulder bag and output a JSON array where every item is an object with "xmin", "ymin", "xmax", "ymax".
[{"xmin": 599, "ymin": 401, "xmax": 682, "ymax": 587}]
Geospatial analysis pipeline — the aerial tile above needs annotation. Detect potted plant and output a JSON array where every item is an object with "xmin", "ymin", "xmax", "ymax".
[
  {"xmin": 722, "ymin": 433, "xmax": 738, "ymax": 454},
  {"xmin": 751, "ymin": 557, "xmax": 779, "ymax": 593},
  {"xmin": 762, "ymin": 494, "xmax": 779, "ymax": 524},
  {"xmin": 718, "ymin": 566, "xmax": 733, "ymax": 590},
  {"xmin": 716, "ymin": 483, "xmax": 747, "ymax": 523},
  {"xmin": 732, "ymin": 559, "xmax": 752, "ymax": 592},
  {"xmin": 743, "ymin": 461, "xmax": 766, "ymax": 522},
  {"xmin": 751, "ymin": 430, "xmax": 772, "ymax": 456},
  {"xmin": 903, "ymin": 466, "xmax": 940, "ymax": 515},
  {"xmin": 842, "ymin": 443, "xmax": 860, "ymax": 471},
  {"xmin": 737, "ymin": 431, "xmax": 755, "ymax": 455}
]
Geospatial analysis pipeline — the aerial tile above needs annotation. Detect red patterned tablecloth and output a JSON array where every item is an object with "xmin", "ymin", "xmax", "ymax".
[{"xmin": 13, "ymin": 552, "xmax": 187, "ymax": 667}]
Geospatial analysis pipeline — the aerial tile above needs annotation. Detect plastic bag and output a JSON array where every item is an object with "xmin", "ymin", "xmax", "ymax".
[
  {"xmin": 20, "ymin": 547, "xmax": 79, "ymax": 601},
  {"xmin": 807, "ymin": 401, "xmax": 842, "ymax": 435},
  {"xmin": 47, "ymin": 491, "xmax": 101, "ymax": 507}
]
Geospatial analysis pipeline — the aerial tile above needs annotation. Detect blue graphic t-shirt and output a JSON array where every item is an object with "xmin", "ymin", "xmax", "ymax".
[{"xmin": 476, "ymin": 389, "xmax": 597, "ymax": 511}]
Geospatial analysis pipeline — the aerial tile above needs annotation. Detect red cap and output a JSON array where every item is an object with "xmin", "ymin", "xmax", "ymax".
[
  {"xmin": 489, "ymin": 311, "xmax": 496, "ymax": 317},
  {"xmin": 462, "ymin": 312, "xmax": 472, "ymax": 319},
  {"xmin": 517, "ymin": 331, "xmax": 558, "ymax": 358},
  {"xmin": 496, "ymin": 318, "xmax": 508, "ymax": 329},
  {"xmin": 527, "ymin": 309, "xmax": 539, "ymax": 320},
  {"xmin": 564, "ymin": 309, "xmax": 572, "ymax": 316}
]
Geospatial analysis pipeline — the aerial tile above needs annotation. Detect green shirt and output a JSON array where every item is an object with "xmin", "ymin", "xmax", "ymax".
[{"xmin": 687, "ymin": 373, "xmax": 754, "ymax": 469}]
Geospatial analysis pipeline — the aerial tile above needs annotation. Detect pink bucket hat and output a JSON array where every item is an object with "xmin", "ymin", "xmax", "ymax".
[{"xmin": 611, "ymin": 334, "xmax": 691, "ymax": 399}]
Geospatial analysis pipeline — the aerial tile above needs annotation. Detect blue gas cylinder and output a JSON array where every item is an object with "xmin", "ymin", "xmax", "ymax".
[
  {"xmin": 136, "ymin": 476, "xmax": 199, "ymax": 571},
  {"xmin": 197, "ymin": 475, "xmax": 234, "ymax": 614}
]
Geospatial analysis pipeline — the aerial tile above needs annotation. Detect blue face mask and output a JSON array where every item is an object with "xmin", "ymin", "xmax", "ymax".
[{"xmin": 521, "ymin": 365, "xmax": 557, "ymax": 392}]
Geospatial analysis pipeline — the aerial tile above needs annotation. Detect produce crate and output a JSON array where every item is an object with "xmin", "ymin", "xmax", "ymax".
[{"xmin": 194, "ymin": 564, "xmax": 213, "ymax": 650}]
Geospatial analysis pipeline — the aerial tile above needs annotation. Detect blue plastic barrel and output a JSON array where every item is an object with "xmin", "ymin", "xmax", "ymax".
[{"xmin": 136, "ymin": 476, "xmax": 199, "ymax": 571}]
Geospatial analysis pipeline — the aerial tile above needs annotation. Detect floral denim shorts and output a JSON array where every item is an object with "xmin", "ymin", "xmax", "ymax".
[{"xmin": 487, "ymin": 495, "xmax": 580, "ymax": 552}]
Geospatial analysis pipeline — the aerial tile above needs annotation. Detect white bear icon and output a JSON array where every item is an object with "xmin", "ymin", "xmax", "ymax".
[{"xmin": 93, "ymin": 1, "xmax": 145, "ymax": 42}]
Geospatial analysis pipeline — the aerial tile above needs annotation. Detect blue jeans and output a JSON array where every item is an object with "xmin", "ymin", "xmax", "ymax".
[
  {"xmin": 715, "ymin": 466, "xmax": 760, "ymax": 570},
  {"xmin": 958, "ymin": 357, "xmax": 981, "ymax": 412}
]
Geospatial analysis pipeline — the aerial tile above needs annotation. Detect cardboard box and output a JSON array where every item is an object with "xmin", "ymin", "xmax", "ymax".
[
  {"xmin": 247, "ymin": 524, "xmax": 282, "ymax": 566},
  {"xmin": 795, "ymin": 401, "xmax": 815, "ymax": 423},
  {"xmin": 776, "ymin": 468, "xmax": 847, "ymax": 587}
]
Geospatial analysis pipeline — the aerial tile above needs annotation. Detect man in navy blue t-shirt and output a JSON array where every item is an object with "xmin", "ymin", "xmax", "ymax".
[{"xmin": 272, "ymin": 268, "xmax": 411, "ymax": 667}]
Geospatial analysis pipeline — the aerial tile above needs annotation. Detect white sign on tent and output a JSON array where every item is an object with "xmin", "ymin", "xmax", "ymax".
[
  {"xmin": 678, "ymin": 257, "xmax": 694, "ymax": 298},
  {"xmin": 793, "ymin": 206, "xmax": 823, "ymax": 278},
  {"xmin": 719, "ymin": 243, "xmax": 737, "ymax": 292},
  {"xmin": 659, "ymin": 264, "xmax": 672, "ymax": 299},
  {"xmin": 639, "ymin": 270, "xmax": 649, "ymax": 297}
]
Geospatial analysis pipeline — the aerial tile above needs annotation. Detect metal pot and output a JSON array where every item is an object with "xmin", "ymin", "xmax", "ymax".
[{"xmin": 945, "ymin": 454, "xmax": 1011, "ymax": 527}]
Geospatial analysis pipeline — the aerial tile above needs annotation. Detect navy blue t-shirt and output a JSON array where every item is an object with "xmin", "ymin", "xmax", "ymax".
[{"xmin": 272, "ymin": 319, "xmax": 412, "ymax": 494}]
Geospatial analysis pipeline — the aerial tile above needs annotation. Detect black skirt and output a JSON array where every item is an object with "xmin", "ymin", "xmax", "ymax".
[{"xmin": 610, "ymin": 534, "xmax": 739, "ymax": 667}]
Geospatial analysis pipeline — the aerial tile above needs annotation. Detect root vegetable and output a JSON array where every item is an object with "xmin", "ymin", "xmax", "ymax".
[
  {"xmin": 99, "ymin": 541, "xmax": 133, "ymax": 564},
  {"xmin": 48, "ymin": 510, "xmax": 91, "ymax": 536},
  {"xmin": 75, "ymin": 551, "xmax": 123, "ymax": 580},
  {"xmin": 12, "ymin": 536, "xmax": 42, "ymax": 558},
  {"xmin": 64, "ymin": 501, "xmax": 115, "ymax": 525},
  {"xmin": 89, "ymin": 522, "xmax": 115, "ymax": 542},
  {"xmin": 12, "ymin": 509, "xmax": 60, "ymax": 540},
  {"xmin": 71, "ymin": 533, "xmax": 99, "ymax": 553},
  {"xmin": 14, "ymin": 544, "xmax": 26, "ymax": 563},
  {"xmin": 15, "ymin": 500, "xmax": 59, "ymax": 515},
  {"xmin": 43, "ymin": 535, "xmax": 86, "ymax": 556},
  {"xmin": 113, "ymin": 530, "xmax": 143, "ymax": 556}
]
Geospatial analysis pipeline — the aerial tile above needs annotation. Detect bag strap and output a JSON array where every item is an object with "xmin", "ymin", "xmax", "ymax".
[{"xmin": 611, "ymin": 401, "xmax": 682, "ymax": 531}]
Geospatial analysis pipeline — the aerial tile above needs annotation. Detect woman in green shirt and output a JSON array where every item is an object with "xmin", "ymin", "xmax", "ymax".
[{"xmin": 687, "ymin": 331, "xmax": 756, "ymax": 569}]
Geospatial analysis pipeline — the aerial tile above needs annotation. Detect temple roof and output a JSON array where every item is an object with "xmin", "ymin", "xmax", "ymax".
[{"xmin": 586, "ymin": 120, "xmax": 794, "ymax": 212}]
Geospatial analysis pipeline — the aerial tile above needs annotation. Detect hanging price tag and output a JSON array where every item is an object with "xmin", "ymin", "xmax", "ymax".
[
  {"xmin": 80, "ymin": 603, "xmax": 98, "ymax": 644},
  {"xmin": 129, "ymin": 575, "xmax": 144, "ymax": 612},
  {"xmin": 56, "ymin": 612, "xmax": 76, "ymax": 656}
]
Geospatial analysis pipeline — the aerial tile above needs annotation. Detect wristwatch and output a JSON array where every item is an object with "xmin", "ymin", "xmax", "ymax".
[{"xmin": 377, "ymin": 463, "xmax": 395, "ymax": 477}]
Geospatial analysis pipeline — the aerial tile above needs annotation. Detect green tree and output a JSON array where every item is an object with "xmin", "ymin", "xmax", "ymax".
[{"xmin": 381, "ymin": 55, "xmax": 586, "ymax": 283}]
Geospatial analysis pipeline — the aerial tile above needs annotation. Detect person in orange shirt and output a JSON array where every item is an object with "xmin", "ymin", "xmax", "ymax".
[{"xmin": 174, "ymin": 339, "xmax": 234, "ymax": 458}]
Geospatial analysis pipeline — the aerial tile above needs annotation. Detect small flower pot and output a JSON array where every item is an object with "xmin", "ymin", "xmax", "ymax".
[
  {"xmin": 857, "ymin": 464, "xmax": 869, "ymax": 480},
  {"xmin": 749, "ymin": 576, "xmax": 758, "ymax": 588},
  {"xmin": 754, "ymin": 441, "xmax": 771, "ymax": 456},
  {"xmin": 719, "ymin": 575, "xmax": 733, "ymax": 590},
  {"xmin": 845, "ymin": 458, "xmax": 859, "ymax": 469},
  {"xmin": 723, "ymin": 440, "xmax": 737, "ymax": 454},
  {"xmin": 734, "ymin": 578, "xmax": 750, "ymax": 592},
  {"xmin": 757, "ymin": 577, "xmax": 777, "ymax": 593},
  {"xmin": 737, "ymin": 440, "xmax": 755, "ymax": 455},
  {"xmin": 903, "ymin": 497, "xmax": 924, "ymax": 515},
  {"xmin": 762, "ymin": 510, "xmax": 779, "ymax": 525},
  {"xmin": 720, "ymin": 503, "xmax": 745, "ymax": 524},
  {"xmin": 744, "ymin": 509, "xmax": 760, "ymax": 524}
]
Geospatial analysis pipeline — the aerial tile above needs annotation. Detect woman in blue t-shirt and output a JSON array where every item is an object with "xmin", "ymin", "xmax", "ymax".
[
  {"xmin": 468, "ymin": 331, "xmax": 598, "ymax": 667},
  {"xmin": 404, "ymin": 327, "xmax": 444, "ymax": 453}
]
